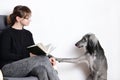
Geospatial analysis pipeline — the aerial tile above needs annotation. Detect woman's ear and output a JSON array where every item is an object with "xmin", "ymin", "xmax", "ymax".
[{"xmin": 16, "ymin": 16, "xmax": 22, "ymax": 22}]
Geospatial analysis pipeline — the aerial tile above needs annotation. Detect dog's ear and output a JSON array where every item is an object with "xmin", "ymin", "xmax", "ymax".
[
  {"xmin": 87, "ymin": 38, "xmax": 95, "ymax": 54},
  {"xmin": 87, "ymin": 34, "xmax": 104, "ymax": 54},
  {"xmin": 89, "ymin": 34, "xmax": 98, "ymax": 45},
  {"xmin": 87, "ymin": 34, "xmax": 98, "ymax": 54},
  {"xmin": 96, "ymin": 40, "xmax": 104, "ymax": 53}
]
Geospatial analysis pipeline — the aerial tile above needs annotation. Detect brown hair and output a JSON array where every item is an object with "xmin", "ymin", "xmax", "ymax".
[{"xmin": 7, "ymin": 5, "xmax": 31, "ymax": 26}]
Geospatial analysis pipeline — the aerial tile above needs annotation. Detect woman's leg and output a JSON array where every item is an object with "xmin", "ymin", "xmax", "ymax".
[
  {"xmin": 1, "ymin": 56, "xmax": 60, "ymax": 80},
  {"xmin": 28, "ymin": 65, "xmax": 48, "ymax": 80}
]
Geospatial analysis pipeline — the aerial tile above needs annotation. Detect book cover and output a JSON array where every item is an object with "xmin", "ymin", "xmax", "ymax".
[{"xmin": 27, "ymin": 43, "xmax": 55, "ymax": 56}]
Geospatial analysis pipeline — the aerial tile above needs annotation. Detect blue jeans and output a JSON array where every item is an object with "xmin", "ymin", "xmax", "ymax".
[{"xmin": 2, "ymin": 56, "xmax": 60, "ymax": 80}]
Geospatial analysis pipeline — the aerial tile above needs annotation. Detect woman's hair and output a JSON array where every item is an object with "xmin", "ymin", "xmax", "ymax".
[{"xmin": 7, "ymin": 5, "xmax": 31, "ymax": 26}]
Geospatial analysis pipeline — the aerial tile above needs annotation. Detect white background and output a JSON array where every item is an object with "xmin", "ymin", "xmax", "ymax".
[{"xmin": 0, "ymin": 0, "xmax": 120, "ymax": 80}]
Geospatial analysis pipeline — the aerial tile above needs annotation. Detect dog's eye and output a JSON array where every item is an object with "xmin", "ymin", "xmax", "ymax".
[{"xmin": 82, "ymin": 38, "xmax": 87, "ymax": 42}]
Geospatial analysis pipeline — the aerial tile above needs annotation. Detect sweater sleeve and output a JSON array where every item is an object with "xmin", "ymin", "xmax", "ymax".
[
  {"xmin": 30, "ymin": 33, "xmax": 35, "ymax": 46},
  {"xmin": 0, "ymin": 32, "xmax": 21, "ymax": 61}
]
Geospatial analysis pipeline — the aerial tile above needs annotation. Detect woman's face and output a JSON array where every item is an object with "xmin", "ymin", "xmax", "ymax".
[{"xmin": 20, "ymin": 16, "xmax": 31, "ymax": 26}]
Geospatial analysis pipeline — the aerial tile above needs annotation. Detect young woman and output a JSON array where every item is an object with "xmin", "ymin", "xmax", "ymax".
[{"xmin": 0, "ymin": 5, "xmax": 59, "ymax": 80}]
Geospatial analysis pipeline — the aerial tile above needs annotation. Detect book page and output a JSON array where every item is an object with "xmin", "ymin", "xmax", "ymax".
[
  {"xmin": 28, "ymin": 43, "xmax": 55, "ymax": 55},
  {"xmin": 45, "ymin": 44, "xmax": 56, "ymax": 54},
  {"xmin": 37, "ymin": 43, "xmax": 47, "ymax": 53}
]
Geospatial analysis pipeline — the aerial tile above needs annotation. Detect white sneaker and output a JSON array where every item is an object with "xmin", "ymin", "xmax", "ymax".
[{"xmin": 0, "ymin": 70, "xmax": 3, "ymax": 80}]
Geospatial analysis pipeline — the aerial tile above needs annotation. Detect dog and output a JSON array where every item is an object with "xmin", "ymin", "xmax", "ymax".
[{"xmin": 55, "ymin": 33, "xmax": 108, "ymax": 80}]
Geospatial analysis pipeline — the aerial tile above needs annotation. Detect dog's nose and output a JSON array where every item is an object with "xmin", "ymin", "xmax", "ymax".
[
  {"xmin": 75, "ymin": 42, "xmax": 82, "ymax": 48},
  {"xmin": 75, "ymin": 43, "xmax": 78, "ymax": 46}
]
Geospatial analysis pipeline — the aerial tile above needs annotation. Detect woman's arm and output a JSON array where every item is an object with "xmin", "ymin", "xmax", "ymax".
[{"xmin": 0, "ymin": 32, "xmax": 21, "ymax": 61}]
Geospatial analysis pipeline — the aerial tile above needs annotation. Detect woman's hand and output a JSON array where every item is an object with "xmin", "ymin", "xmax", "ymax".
[
  {"xmin": 49, "ymin": 57, "xmax": 56, "ymax": 66},
  {"xmin": 30, "ymin": 53, "xmax": 37, "ymax": 57}
]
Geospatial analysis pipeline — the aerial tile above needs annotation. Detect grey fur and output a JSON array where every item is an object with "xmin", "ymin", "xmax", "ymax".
[{"xmin": 56, "ymin": 33, "xmax": 108, "ymax": 80}]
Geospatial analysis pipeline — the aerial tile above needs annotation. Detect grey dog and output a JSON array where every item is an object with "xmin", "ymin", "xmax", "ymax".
[{"xmin": 56, "ymin": 33, "xmax": 108, "ymax": 80}]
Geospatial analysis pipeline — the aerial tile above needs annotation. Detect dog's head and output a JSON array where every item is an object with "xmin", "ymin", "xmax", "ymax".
[{"xmin": 75, "ymin": 33, "xmax": 103, "ymax": 54}]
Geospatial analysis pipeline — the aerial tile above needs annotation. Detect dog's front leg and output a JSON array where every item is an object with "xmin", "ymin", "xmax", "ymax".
[
  {"xmin": 55, "ymin": 57, "xmax": 80, "ymax": 63},
  {"xmin": 93, "ymin": 72, "xmax": 99, "ymax": 80},
  {"xmin": 55, "ymin": 55, "xmax": 88, "ymax": 64}
]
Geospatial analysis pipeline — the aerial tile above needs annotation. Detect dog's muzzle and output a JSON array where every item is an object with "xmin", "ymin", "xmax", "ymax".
[{"xmin": 75, "ymin": 42, "xmax": 83, "ymax": 48}]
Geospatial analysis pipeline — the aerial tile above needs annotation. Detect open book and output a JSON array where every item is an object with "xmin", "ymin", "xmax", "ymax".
[{"xmin": 27, "ymin": 43, "xmax": 55, "ymax": 56}]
